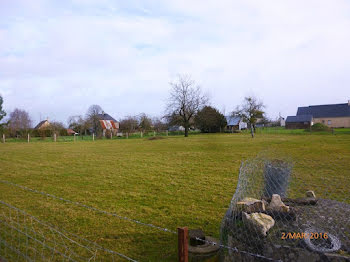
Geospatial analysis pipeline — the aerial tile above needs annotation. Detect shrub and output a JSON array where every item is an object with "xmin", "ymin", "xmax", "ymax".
[
  {"xmin": 310, "ymin": 123, "xmax": 330, "ymax": 132},
  {"xmin": 105, "ymin": 129, "xmax": 112, "ymax": 139}
]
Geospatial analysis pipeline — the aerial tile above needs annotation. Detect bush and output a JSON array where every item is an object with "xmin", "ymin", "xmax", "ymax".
[
  {"xmin": 310, "ymin": 123, "xmax": 330, "ymax": 132},
  {"xmin": 31, "ymin": 128, "xmax": 68, "ymax": 138}
]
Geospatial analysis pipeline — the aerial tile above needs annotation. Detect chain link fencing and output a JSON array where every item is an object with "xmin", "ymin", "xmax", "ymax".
[{"xmin": 221, "ymin": 157, "xmax": 350, "ymax": 261}]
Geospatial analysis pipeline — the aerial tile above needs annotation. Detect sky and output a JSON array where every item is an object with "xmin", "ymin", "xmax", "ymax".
[{"xmin": 1, "ymin": 0, "xmax": 350, "ymax": 126}]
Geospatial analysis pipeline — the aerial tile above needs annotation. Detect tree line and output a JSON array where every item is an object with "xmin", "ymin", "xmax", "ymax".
[{"xmin": 0, "ymin": 74, "xmax": 271, "ymax": 139}]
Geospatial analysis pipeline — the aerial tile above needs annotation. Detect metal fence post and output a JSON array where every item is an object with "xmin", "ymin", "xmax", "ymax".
[{"xmin": 178, "ymin": 227, "xmax": 188, "ymax": 262}]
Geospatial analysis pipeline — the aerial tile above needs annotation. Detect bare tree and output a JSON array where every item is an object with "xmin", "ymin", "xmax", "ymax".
[
  {"xmin": 8, "ymin": 108, "xmax": 32, "ymax": 137},
  {"xmin": 50, "ymin": 121, "xmax": 67, "ymax": 136},
  {"xmin": 233, "ymin": 96, "xmax": 265, "ymax": 138},
  {"xmin": 138, "ymin": 113, "xmax": 152, "ymax": 132},
  {"xmin": 0, "ymin": 95, "xmax": 6, "ymax": 132},
  {"xmin": 86, "ymin": 105, "xmax": 103, "ymax": 136},
  {"xmin": 119, "ymin": 116, "xmax": 139, "ymax": 133},
  {"xmin": 152, "ymin": 117, "xmax": 167, "ymax": 132},
  {"xmin": 166, "ymin": 75, "xmax": 208, "ymax": 137},
  {"xmin": 67, "ymin": 115, "xmax": 88, "ymax": 135}
]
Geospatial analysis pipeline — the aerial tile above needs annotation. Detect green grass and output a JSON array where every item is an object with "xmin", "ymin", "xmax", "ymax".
[
  {"xmin": 241, "ymin": 126, "xmax": 350, "ymax": 135},
  {"xmin": 0, "ymin": 133, "xmax": 350, "ymax": 261}
]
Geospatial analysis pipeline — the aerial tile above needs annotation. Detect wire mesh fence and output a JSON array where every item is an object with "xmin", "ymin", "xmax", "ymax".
[
  {"xmin": 221, "ymin": 157, "xmax": 350, "ymax": 261},
  {"xmin": 0, "ymin": 130, "xmax": 202, "ymax": 144},
  {"xmin": 0, "ymin": 200, "xmax": 139, "ymax": 262}
]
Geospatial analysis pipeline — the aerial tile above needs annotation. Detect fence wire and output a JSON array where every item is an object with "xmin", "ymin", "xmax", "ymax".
[
  {"xmin": 0, "ymin": 180, "xmax": 177, "ymax": 236},
  {"xmin": 0, "ymin": 200, "xmax": 138, "ymax": 262},
  {"xmin": 0, "ymin": 180, "xmax": 283, "ymax": 261}
]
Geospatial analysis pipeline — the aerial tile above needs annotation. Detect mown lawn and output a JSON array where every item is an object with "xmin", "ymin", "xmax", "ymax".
[{"xmin": 0, "ymin": 133, "xmax": 349, "ymax": 261}]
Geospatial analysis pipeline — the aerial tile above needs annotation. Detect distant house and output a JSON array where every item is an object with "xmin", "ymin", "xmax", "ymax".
[
  {"xmin": 225, "ymin": 116, "xmax": 247, "ymax": 131},
  {"xmin": 67, "ymin": 129, "xmax": 78, "ymax": 135},
  {"xmin": 286, "ymin": 101, "xmax": 350, "ymax": 129},
  {"xmin": 34, "ymin": 120, "xmax": 50, "ymax": 130},
  {"xmin": 279, "ymin": 116, "xmax": 286, "ymax": 127},
  {"xmin": 97, "ymin": 112, "xmax": 119, "ymax": 136},
  {"xmin": 168, "ymin": 125, "xmax": 185, "ymax": 132},
  {"xmin": 255, "ymin": 118, "xmax": 265, "ymax": 128}
]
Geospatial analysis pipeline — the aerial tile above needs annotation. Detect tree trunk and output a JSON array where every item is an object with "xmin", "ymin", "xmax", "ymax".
[{"xmin": 184, "ymin": 126, "xmax": 189, "ymax": 137}]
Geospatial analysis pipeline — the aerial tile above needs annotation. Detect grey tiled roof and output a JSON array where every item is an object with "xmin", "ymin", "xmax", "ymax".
[
  {"xmin": 286, "ymin": 115, "xmax": 313, "ymax": 123},
  {"xmin": 225, "ymin": 116, "xmax": 241, "ymax": 126},
  {"xmin": 297, "ymin": 103, "xmax": 350, "ymax": 118},
  {"xmin": 97, "ymin": 113, "xmax": 117, "ymax": 122}
]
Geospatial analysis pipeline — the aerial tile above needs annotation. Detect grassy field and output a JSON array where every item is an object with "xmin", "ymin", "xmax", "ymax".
[{"xmin": 0, "ymin": 132, "xmax": 350, "ymax": 261}]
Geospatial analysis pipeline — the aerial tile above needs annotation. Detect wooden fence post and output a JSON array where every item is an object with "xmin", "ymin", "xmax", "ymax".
[
  {"xmin": 126, "ymin": 133, "xmax": 128, "ymax": 139},
  {"xmin": 2, "ymin": 134, "xmax": 5, "ymax": 143},
  {"xmin": 166, "ymin": 130, "xmax": 168, "ymax": 136},
  {"xmin": 178, "ymin": 227, "xmax": 188, "ymax": 262},
  {"xmin": 54, "ymin": 133, "xmax": 57, "ymax": 142},
  {"xmin": 28, "ymin": 133, "xmax": 30, "ymax": 143},
  {"xmin": 140, "ymin": 131, "xmax": 143, "ymax": 138},
  {"xmin": 111, "ymin": 131, "xmax": 113, "ymax": 139},
  {"xmin": 154, "ymin": 131, "xmax": 156, "ymax": 137},
  {"xmin": 93, "ymin": 133, "xmax": 95, "ymax": 141},
  {"xmin": 74, "ymin": 134, "xmax": 76, "ymax": 142}
]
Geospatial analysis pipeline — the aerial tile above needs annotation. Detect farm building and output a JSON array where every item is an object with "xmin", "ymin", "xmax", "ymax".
[
  {"xmin": 285, "ymin": 115, "xmax": 313, "ymax": 129},
  {"xmin": 225, "ymin": 116, "xmax": 247, "ymax": 131},
  {"xmin": 34, "ymin": 120, "xmax": 50, "ymax": 129},
  {"xmin": 97, "ymin": 112, "xmax": 119, "ymax": 136},
  {"xmin": 286, "ymin": 101, "xmax": 350, "ymax": 129}
]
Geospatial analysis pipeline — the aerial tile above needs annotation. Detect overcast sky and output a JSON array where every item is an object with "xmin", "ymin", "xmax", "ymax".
[{"xmin": 1, "ymin": 0, "xmax": 350, "ymax": 125}]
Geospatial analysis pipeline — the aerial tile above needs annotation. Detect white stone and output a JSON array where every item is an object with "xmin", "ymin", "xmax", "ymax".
[
  {"xmin": 242, "ymin": 212, "xmax": 275, "ymax": 236},
  {"xmin": 306, "ymin": 190, "xmax": 316, "ymax": 198},
  {"xmin": 236, "ymin": 197, "xmax": 265, "ymax": 213},
  {"xmin": 268, "ymin": 194, "xmax": 290, "ymax": 212}
]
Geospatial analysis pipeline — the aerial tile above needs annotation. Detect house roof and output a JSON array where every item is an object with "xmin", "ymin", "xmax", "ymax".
[
  {"xmin": 286, "ymin": 115, "xmax": 313, "ymax": 123},
  {"xmin": 297, "ymin": 103, "xmax": 350, "ymax": 118},
  {"xmin": 225, "ymin": 116, "xmax": 241, "ymax": 126},
  {"xmin": 97, "ymin": 113, "xmax": 117, "ymax": 122},
  {"xmin": 100, "ymin": 120, "xmax": 118, "ymax": 129},
  {"xmin": 67, "ymin": 128, "xmax": 77, "ymax": 134},
  {"xmin": 34, "ymin": 120, "xmax": 48, "ymax": 129}
]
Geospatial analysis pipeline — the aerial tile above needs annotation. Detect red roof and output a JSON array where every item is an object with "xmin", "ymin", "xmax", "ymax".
[{"xmin": 67, "ymin": 129, "xmax": 76, "ymax": 134}]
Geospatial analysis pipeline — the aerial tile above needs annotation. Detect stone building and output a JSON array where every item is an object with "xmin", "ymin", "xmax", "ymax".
[{"xmin": 286, "ymin": 101, "xmax": 350, "ymax": 129}]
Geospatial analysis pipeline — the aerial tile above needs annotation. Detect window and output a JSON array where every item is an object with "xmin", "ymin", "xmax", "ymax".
[{"xmin": 328, "ymin": 120, "xmax": 332, "ymax": 125}]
